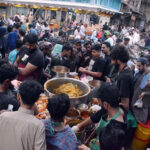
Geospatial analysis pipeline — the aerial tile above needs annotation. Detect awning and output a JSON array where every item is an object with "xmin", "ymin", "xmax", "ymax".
[{"xmin": 1, "ymin": 0, "xmax": 122, "ymax": 14}]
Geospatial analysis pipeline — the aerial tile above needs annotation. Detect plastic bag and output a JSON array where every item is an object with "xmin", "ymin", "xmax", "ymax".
[{"xmin": 134, "ymin": 99, "xmax": 143, "ymax": 108}]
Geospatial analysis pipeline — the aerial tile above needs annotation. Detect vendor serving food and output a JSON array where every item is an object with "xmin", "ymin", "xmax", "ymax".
[
  {"xmin": 79, "ymin": 44, "xmax": 105, "ymax": 81},
  {"xmin": 72, "ymin": 83, "xmax": 137, "ymax": 150}
]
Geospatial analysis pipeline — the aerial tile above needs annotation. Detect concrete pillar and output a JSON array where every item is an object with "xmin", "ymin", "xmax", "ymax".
[
  {"xmin": 65, "ymin": 12, "xmax": 69, "ymax": 22},
  {"xmin": 26, "ymin": 8, "xmax": 30, "ymax": 16},
  {"xmin": 10, "ymin": 6, "xmax": 13, "ymax": 17},
  {"xmin": 83, "ymin": 14, "xmax": 87, "ymax": 23},
  {"xmin": 44, "ymin": 10, "xmax": 47, "ymax": 20},
  {"xmin": 80, "ymin": 14, "xmax": 84, "ymax": 22},
  {"xmin": 48, "ymin": 10, "xmax": 51, "ymax": 23},
  {"xmin": 87, "ymin": 14, "xmax": 90, "ymax": 26},
  {"xmin": 76, "ymin": 13, "xmax": 80, "ymax": 23},
  {"xmin": 56, "ymin": 11, "xmax": 62, "ymax": 25}
]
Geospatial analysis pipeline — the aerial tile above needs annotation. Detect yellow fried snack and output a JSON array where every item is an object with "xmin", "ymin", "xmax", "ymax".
[{"xmin": 53, "ymin": 83, "xmax": 83, "ymax": 98}]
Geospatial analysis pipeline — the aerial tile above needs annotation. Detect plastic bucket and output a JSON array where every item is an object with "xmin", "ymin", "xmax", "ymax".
[{"xmin": 132, "ymin": 123, "xmax": 150, "ymax": 150}]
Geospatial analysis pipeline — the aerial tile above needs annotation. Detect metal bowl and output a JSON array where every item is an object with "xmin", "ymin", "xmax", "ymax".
[
  {"xmin": 52, "ymin": 66, "xmax": 70, "ymax": 77},
  {"xmin": 66, "ymin": 108, "xmax": 80, "ymax": 119},
  {"xmin": 77, "ymin": 104, "xmax": 88, "ymax": 112},
  {"xmin": 44, "ymin": 78, "xmax": 91, "ymax": 106},
  {"xmin": 88, "ymin": 80, "xmax": 102, "ymax": 89}
]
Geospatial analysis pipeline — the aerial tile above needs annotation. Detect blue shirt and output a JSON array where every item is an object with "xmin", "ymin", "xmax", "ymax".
[
  {"xmin": 140, "ymin": 72, "xmax": 150, "ymax": 89},
  {"xmin": 0, "ymin": 26, "xmax": 7, "ymax": 53},
  {"xmin": 8, "ymin": 49, "xmax": 18, "ymax": 64},
  {"xmin": 7, "ymin": 30, "xmax": 19, "ymax": 51},
  {"xmin": 43, "ymin": 119, "xmax": 78, "ymax": 150},
  {"xmin": 31, "ymin": 29, "xmax": 38, "ymax": 35}
]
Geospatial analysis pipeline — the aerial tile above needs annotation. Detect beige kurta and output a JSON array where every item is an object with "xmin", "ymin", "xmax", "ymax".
[{"xmin": 0, "ymin": 107, "xmax": 46, "ymax": 150}]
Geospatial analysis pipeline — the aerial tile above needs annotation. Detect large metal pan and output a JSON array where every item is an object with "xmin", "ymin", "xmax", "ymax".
[{"xmin": 44, "ymin": 78, "xmax": 91, "ymax": 106}]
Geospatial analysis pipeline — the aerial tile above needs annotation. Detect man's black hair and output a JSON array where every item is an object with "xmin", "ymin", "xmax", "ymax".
[
  {"xmin": 14, "ymin": 23, "xmax": 20, "ymax": 29},
  {"xmin": 0, "ymin": 59, "xmax": 9, "ymax": 67},
  {"xmin": 19, "ymin": 28, "xmax": 26, "ymax": 36},
  {"xmin": 91, "ymin": 44, "xmax": 101, "ymax": 52},
  {"xmin": 28, "ymin": 24, "xmax": 32, "ymax": 29},
  {"xmin": 110, "ymin": 45, "xmax": 129, "ymax": 63},
  {"xmin": 26, "ymin": 19, "xmax": 29, "ymax": 23},
  {"xmin": 102, "ymin": 42, "xmax": 111, "ymax": 49},
  {"xmin": 116, "ymin": 38, "xmax": 122, "ymax": 44},
  {"xmin": 62, "ymin": 44, "xmax": 73, "ymax": 52},
  {"xmin": 84, "ymin": 41, "xmax": 91, "ymax": 47},
  {"xmin": 74, "ymin": 39, "xmax": 81, "ymax": 44},
  {"xmin": 99, "ymin": 120, "xmax": 125, "ymax": 150},
  {"xmin": 0, "ymin": 64, "xmax": 19, "ymax": 84},
  {"xmin": 57, "ymin": 40, "xmax": 63, "ymax": 45},
  {"xmin": 47, "ymin": 94, "xmax": 70, "ymax": 120},
  {"xmin": 98, "ymin": 82, "xmax": 120, "ymax": 108},
  {"xmin": 16, "ymin": 39, "xmax": 23, "ymax": 49},
  {"xmin": 0, "ymin": 21, "xmax": 4, "ymax": 27},
  {"xmin": 137, "ymin": 57, "xmax": 148, "ymax": 66},
  {"xmin": 7, "ymin": 25, "xmax": 13, "ymax": 33},
  {"xmin": 124, "ymin": 37, "xmax": 130, "ymax": 41},
  {"xmin": 19, "ymin": 80, "xmax": 42, "ymax": 106},
  {"xmin": 24, "ymin": 33, "xmax": 38, "ymax": 44},
  {"xmin": 40, "ymin": 43, "xmax": 52, "ymax": 52},
  {"xmin": 59, "ymin": 30, "xmax": 65, "ymax": 37}
]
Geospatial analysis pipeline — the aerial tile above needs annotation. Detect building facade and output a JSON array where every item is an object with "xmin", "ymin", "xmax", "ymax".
[
  {"xmin": 0, "ymin": 0, "xmax": 122, "ymax": 25},
  {"xmin": 120, "ymin": 0, "xmax": 150, "ymax": 27}
]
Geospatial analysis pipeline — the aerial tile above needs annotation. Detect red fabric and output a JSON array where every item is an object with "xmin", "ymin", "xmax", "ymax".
[
  {"xmin": 17, "ymin": 62, "xmax": 39, "ymax": 81},
  {"xmin": 97, "ymin": 32, "xmax": 102, "ymax": 39},
  {"xmin": 140, "ymin": 120, "xmax": 150, "ymax": 129}
]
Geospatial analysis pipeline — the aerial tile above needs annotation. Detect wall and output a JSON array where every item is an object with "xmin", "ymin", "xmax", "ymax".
[
  {"xmin": 100, "ymin": 0, "xmax": 121, "ymax": 11},
  {"xmin": 51, "ymin": 0, "xmax": 95, "ymax": 4},
  {"xmin": 49, "ymin": 0, "xmax": 121, "ymax": 11}
]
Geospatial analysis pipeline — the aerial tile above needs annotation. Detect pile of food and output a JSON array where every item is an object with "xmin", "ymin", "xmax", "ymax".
[
  {"xmin": 36, "ymin": 94, "xmax": 50, "ymax": 119},
  {"xmin": 53, "ymin": 83, "xmax": 83, "ymax": 98}
]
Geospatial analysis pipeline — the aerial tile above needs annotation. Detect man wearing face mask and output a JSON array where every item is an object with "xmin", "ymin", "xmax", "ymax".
[
  {"xmin": 110, "ymin": 45, "xmax": 134, "ymax": 110},
  {"xmin": 15, "ymin": 33, "xmax": 44, "ymax": 82}
]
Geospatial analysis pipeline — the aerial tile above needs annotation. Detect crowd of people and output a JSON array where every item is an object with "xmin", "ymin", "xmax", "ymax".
[{"xmin": 0, "ymin": 13, "xmax": 150, "ymax": 150}]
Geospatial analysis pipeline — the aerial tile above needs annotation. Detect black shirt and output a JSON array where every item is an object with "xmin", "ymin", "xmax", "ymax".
[
  {"xmin": 91, "ymin": 57, "xmax": 106, "ymax": 80},
  {"xmin": 90, "ymin": 108, "xmax": 107, "ymax": 123},
  {"xmin": 18, "ymin": 47, "xmax": 44, "ymax": 68},
  {"xmin": 103, "ymin": 24, "xmax": 108, "ymax": 30},
  {"xmin": 0, "ymin": 92, "xmax": 20, "ymax": 111},
  {"xmin": 18, "ymin": 46, "xmax": 44, "ymax": 81},
  {"xmin": 80, "ymin": 51, "xmax": 92, "ymax": 68},
  {"xmin": 104, "ymin": 55, "xmax": 111, "ymax": 76},
  {"xmin": 117, "ymin": 68, "xmax": 134, "ymax": 104}
]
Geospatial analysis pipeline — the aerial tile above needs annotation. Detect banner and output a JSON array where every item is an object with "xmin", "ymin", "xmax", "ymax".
[
  {"xmin": 0, "ymin": 3, "xmax": 8, "ymax": 6},
  {"xmin": 60, "ymin": 8, "xmax": 68, "ymax": 12},
  {"xmin": 31, "ymin": 5, "xmax": 40, "ymax": 9}
]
